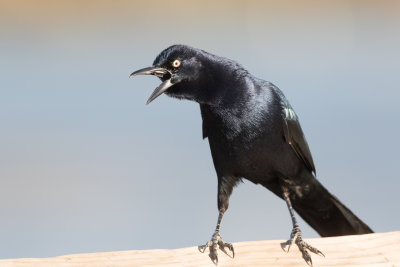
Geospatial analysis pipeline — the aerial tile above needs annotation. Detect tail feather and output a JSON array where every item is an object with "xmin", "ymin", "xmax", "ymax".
[
  {"xmin": 329, "ymin": 194, "xmax": 373, "ymax": 235},
  {"xmin": 290, "ymin": 178, "xmax": 373, "ymax": 237}
]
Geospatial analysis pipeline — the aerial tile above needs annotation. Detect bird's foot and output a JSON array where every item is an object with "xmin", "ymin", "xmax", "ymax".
[
  {"xmin": 282, "ymin": 225, "xmax": 324, "ymax": 266},
  {"xmin": 198, "ymin": 232, "xmax": 234, "ymax": 265}
]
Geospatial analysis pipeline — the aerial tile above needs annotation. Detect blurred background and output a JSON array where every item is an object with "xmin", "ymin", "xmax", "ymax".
[{"xmin": 0, "ymin": 0, "xmax": 399, "ymax": 259}]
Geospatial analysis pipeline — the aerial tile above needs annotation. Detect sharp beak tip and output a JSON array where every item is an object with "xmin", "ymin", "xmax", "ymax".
[{"xmin": 129, "ymin": 72, "xmax": 138, "ymax": 78}]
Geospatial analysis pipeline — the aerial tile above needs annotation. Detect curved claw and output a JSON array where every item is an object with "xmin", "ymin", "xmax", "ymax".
[
  {"xmin": 302, "ymin": 241, "xmax": 325, "ymax": 258},
  {"xmin": 198, "ymin": 234, "xmax": 234, "ymax": 265},
  {"xmin": 210, "ymin": 254, "xmax": 218, "ymax": 265},
  {"xmin": 198, "ymin": 245, "xmax": 206, "ymax": 253},
  {"xmin": 198, "ymin": 241, "xmax": 219, "ymax": 265},
  {"xmin": 228, "ymin": 243, "xmax": 235, "ymax": 258},
  {"xmin": 198, "ymin": 240, "xmax": 213, "ymax": 253},
  {"xmin": 283, "ymin": 227, "xmax": 324, "ymax": 266},
  {"xmin": 209, "ymin": 243, "xmax": 219, "ymax": 265},
  {"xmin": 218, "ymin": 241, "xmax": 235, "ymax": 258},
  {"xmin": 297, "ymin": 245, "xmax": 313, "ymax": 266}
]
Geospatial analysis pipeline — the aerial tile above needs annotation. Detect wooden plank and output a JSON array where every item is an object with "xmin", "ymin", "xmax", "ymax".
[{"xmin": 0, "ymin": 231, "xmax": 399, "ymax": 267}]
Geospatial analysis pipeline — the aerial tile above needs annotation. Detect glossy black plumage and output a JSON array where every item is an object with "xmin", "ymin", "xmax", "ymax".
[{"xmin": 131, "ymin": 44, "xmax": 373, "ymax": 264}]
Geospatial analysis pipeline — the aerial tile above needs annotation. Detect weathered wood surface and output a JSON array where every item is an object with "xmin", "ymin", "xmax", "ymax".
[{"xmin": 1, "ymin": 231, "xmax": 399, "ymax": 267}]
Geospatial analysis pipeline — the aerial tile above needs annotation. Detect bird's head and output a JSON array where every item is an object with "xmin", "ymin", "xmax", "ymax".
[{"xmin": 130, "ymin": 45, "xmax": 244, "ymax": 105}]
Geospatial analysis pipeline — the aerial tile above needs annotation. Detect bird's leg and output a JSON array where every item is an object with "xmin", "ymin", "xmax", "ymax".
[
  {"xmin": 198, "ymin": 209, "xmax": 234, "ymax": 264},
  {"xmin": 198, "ymin": 175, "xmax": 237, "ymax": 265},
  {"xmin": 281, "ymin": 187, "xmax": 324, "ymax": 266}
]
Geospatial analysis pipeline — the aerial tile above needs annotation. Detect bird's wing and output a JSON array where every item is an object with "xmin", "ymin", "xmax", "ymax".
[{"xmin": 281, "ymin": 103, "xmax": 316, "ymax": 175}]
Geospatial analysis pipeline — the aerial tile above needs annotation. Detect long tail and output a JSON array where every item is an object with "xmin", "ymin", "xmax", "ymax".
[{"xmin": 289, "ymin": 177, "xmax": 373, "ymax": 237}]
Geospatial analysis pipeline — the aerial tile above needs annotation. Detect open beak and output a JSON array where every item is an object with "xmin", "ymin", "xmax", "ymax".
[{"xmin": 130, "ymin": 66, "xmax": 175, "ymax": 104}]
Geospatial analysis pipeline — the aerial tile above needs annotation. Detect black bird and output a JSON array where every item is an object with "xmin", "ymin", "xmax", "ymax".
[{"xmin": 130, "ymin": 45, "xmax": 373, "ymax": 265}]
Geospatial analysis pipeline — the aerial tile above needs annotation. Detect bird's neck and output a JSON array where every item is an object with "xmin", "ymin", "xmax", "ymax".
[{"xmin": 200, "ymin": 61, "xmax": 253, "ymax": 107}]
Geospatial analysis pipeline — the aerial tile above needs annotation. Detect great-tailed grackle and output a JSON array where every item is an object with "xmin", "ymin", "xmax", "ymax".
[{"xmin": 130, "ymin": 45, "xmax": 373, "ymax": 265}]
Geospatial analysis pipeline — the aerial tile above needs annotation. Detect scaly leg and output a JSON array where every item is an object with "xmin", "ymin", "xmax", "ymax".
[
  {"xmin": 282, "ymin": 187, "xmax": 325, "ymax": 266},
  {"xmin": 198, "ymin": 176, "xmax": 238, "ymax": 265},
  {"xmin": 198, "ymin": 210, "xmax": 234, "ymax": 264}
]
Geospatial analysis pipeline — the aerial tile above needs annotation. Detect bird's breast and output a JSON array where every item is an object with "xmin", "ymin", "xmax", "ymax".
[{"xmin": 206, "ymin": 121, "xmax": 283, "ymax": 180}]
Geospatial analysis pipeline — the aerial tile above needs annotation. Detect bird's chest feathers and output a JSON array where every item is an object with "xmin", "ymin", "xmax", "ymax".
[
  {"xmin": 204, "ymin": 95, "xmax": 272, "ymax": 141},
  {"xmin": 203, "ymin": 105, "xmax": 270, "ymax": 169},
  {"xmin": 209, "ymin": 107, "xmax": 261, "ymax": 142}
]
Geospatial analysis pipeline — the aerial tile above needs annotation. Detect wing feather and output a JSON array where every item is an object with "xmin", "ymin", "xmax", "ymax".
[{"xmin": 282, "ymin": 106, "xmax": 316, "ymax": 175}]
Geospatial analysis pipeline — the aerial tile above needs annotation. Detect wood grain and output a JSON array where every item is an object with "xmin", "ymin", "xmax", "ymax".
[{"xmin": 1, "ymin": 231, "xmax": 399, "ymax": 267}]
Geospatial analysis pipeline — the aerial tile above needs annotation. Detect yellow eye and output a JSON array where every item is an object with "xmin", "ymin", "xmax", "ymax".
[{"xmin": 172, "ymin": 59, "xmax": 181, "ymax": 68}]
